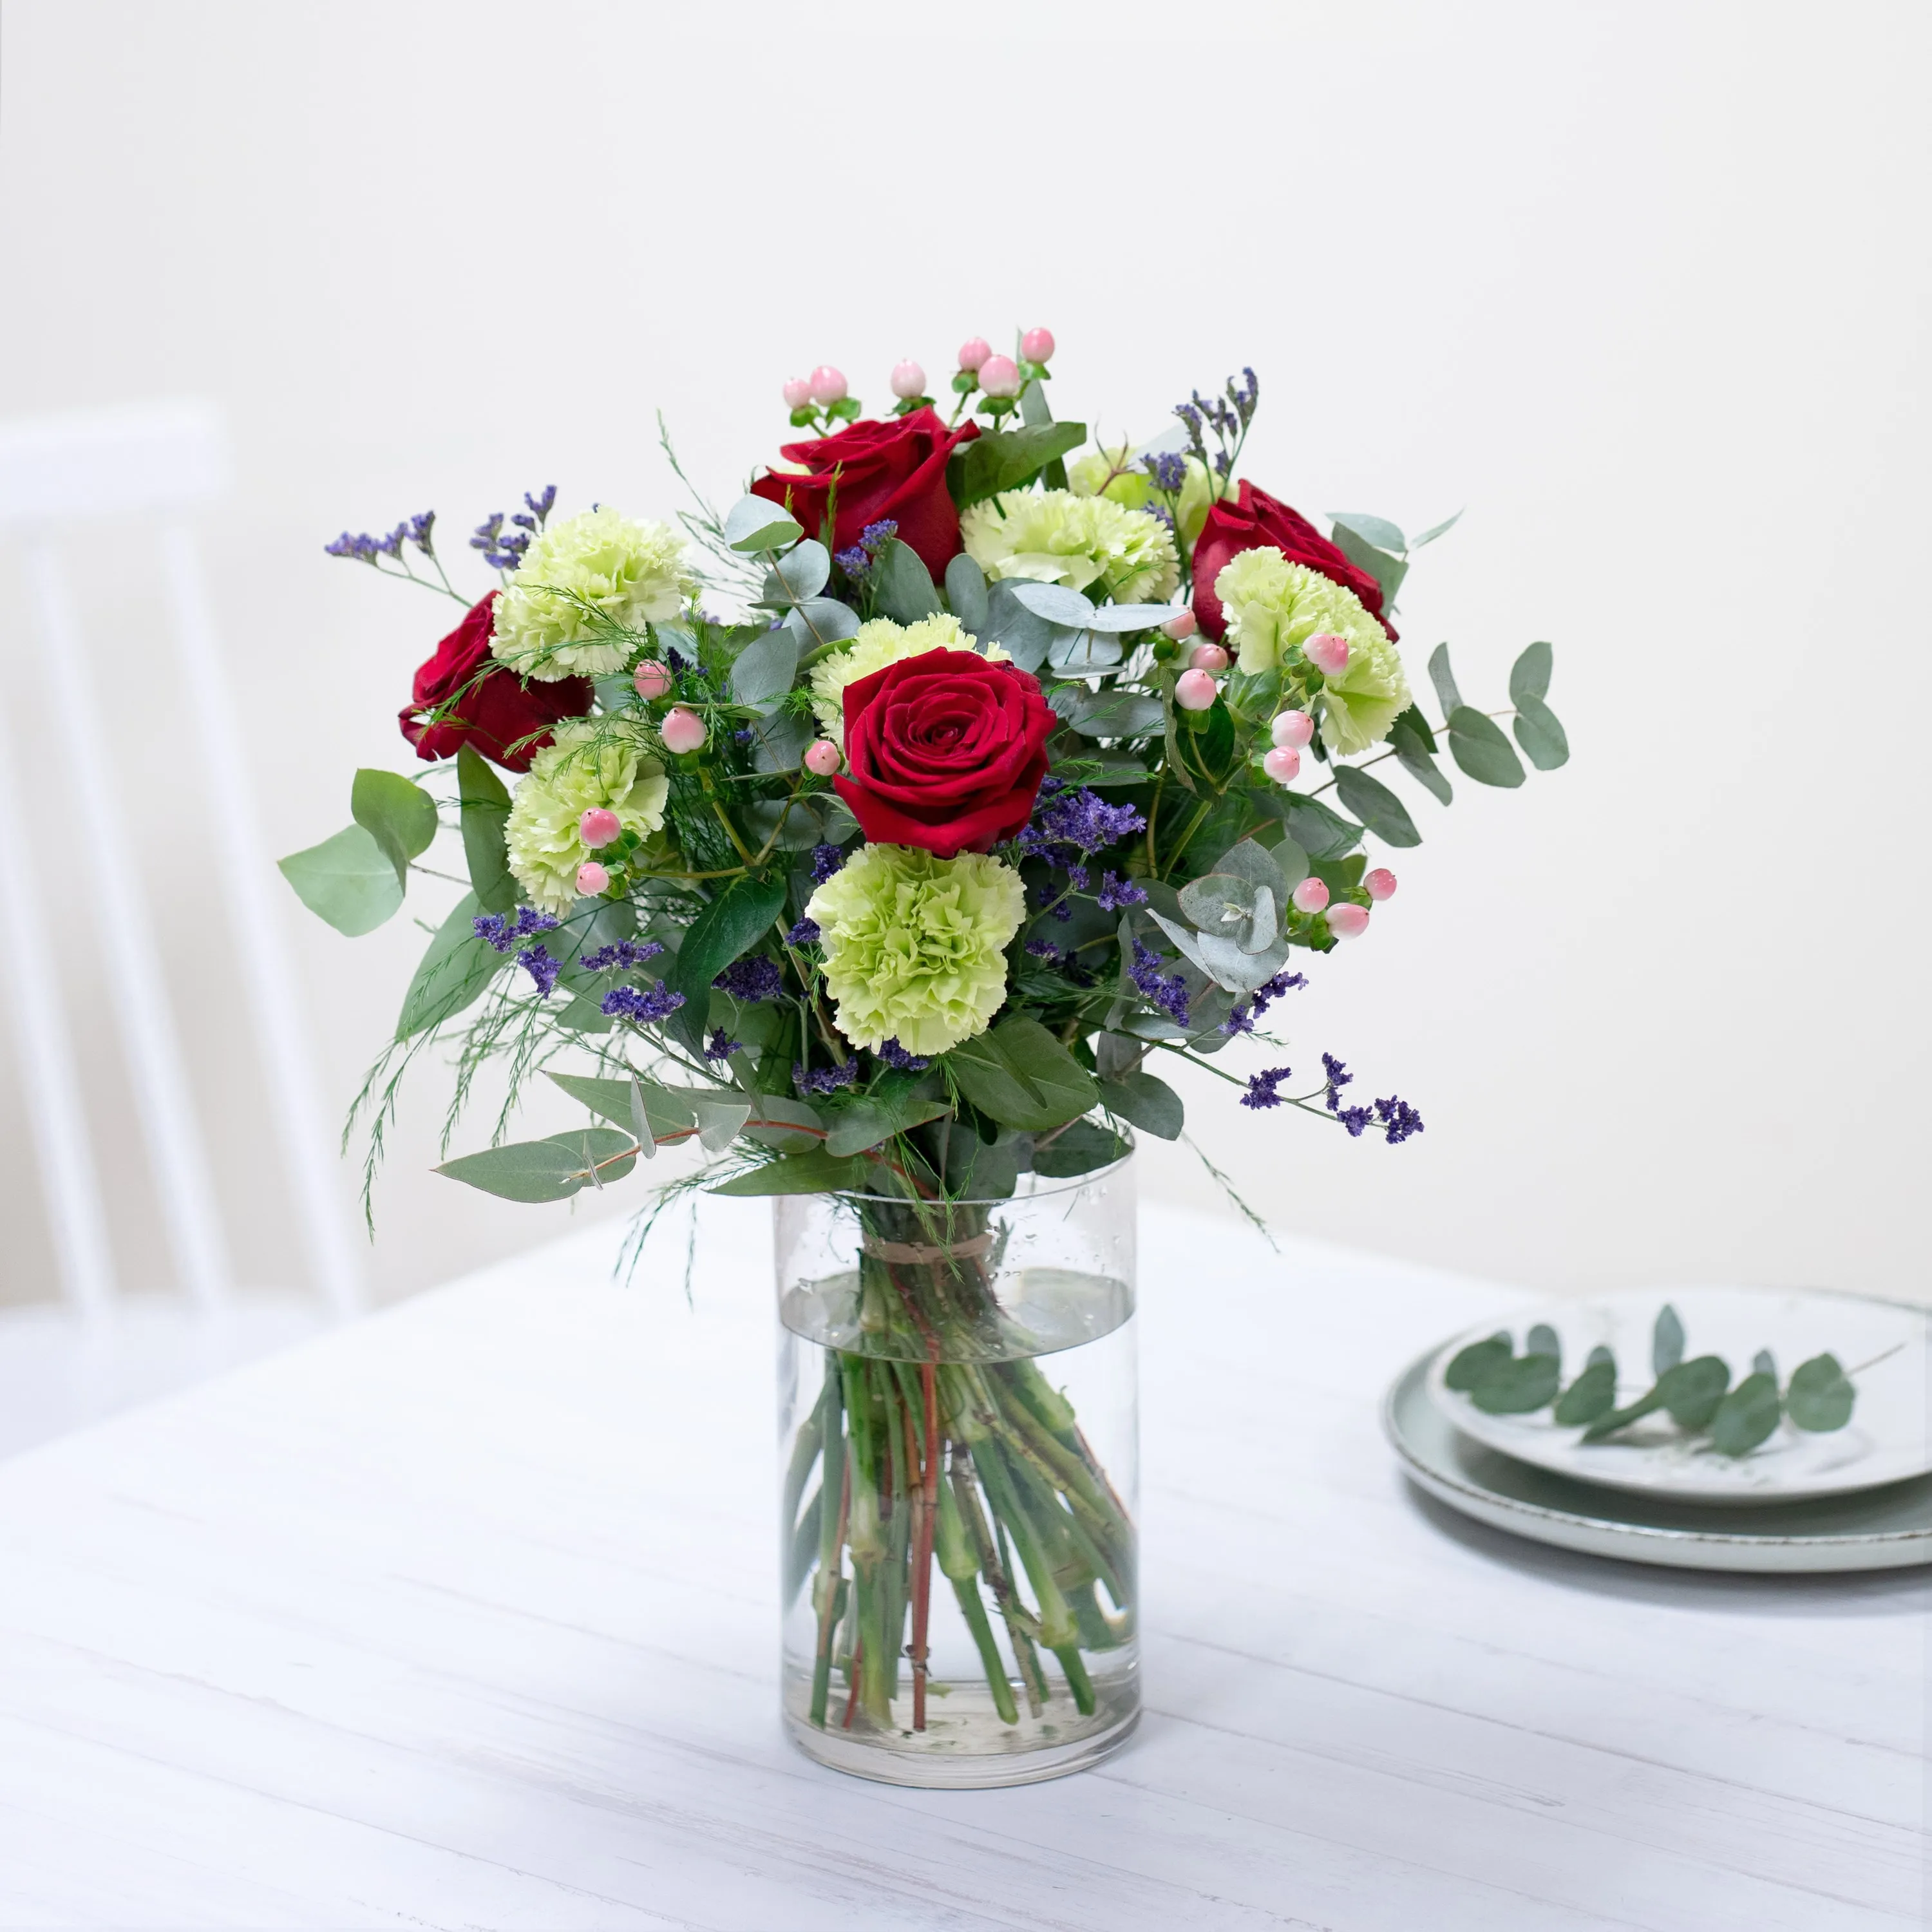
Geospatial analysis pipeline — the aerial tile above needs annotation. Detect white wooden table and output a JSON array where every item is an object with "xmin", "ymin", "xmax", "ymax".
[{"xmin": 0, "ymin": 1202, "xmax": 1923, "ymax": 1930}]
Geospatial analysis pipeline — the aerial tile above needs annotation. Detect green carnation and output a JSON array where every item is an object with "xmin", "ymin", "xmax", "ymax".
[
  {"xmin": 807, "ymin": 612, "xmax": 1007, "ymax": 735},
  {"xmin": 505, "ymin": 721, "xmax": 668, "ymax": 914},
  {"xmin": 491, "ymin": 507, "xmax": 694, "ymax": 682},
  {"xmin": 961, "ymin": 488, "xmax": 1179, "ymax": 603},
  {"xmin": 1213, "ymin": 548, "xmax": 1410, "ymax": 754},
  {"xmin": 805, "ymin": 844, "xmax": 1025, "ymax": 1056}
]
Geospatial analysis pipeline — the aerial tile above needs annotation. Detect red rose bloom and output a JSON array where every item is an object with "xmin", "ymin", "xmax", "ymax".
[
  {"xmin": 398, "ymin": 591, "xmax": 593, "ymax": 773},
  {"xmin": 1191, "ymin": 480, "xmax": 1396, "ymax": 643},
  {"xmin": 834, "ymin": 649, "xmax": 1057, "ymax": 858},
  {"xmin": 748, "ymin": 406, "xmax": 980, "ymax": 578}
]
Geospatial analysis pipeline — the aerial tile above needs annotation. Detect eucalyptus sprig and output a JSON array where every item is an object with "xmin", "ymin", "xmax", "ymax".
[{"xmin": 1445, "ymin": 1305, "xmax": 1864, "ymax": 1457}]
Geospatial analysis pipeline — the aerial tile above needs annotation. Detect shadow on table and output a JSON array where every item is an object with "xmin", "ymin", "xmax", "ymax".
[{"xmin": 1399, "ymin": 1480, "xmax": 1932, "ymax": 1617}]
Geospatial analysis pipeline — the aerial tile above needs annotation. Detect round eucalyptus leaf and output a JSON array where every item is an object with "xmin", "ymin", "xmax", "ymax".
[
  {"xmin": 1786, "ymin": 1353, "xmax": 1855, "ymax": 1432},
  {"xmin": 1658, "ymin": 1354, "xmax": 1730, "ymax": 1431},
  {"xmin": 1710, "ymin": 1372, "xmax": 1783, "ymax": 1457},
  {"xmin": 1444, "ymin": 1333, "xmax": 1511, "ymax": 1392},
  {"xmin": 1553, "ymin": 1358, "xmax": 1616, "ymax": 1426},
  {"xmin": 1470, "ymin": 1352, "xmax": 1561, "ymax": 1415}
]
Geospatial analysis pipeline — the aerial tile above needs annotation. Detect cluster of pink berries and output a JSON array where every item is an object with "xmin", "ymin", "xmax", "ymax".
[{"xmin": 782, "ymin": 329, "xmax": 1057, "ymax": 416}]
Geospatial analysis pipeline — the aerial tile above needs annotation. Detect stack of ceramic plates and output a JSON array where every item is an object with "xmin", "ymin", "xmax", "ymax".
[{"xmin": 1384, "ymin": 1286, "xmax": 1932, "ymax": 1572}]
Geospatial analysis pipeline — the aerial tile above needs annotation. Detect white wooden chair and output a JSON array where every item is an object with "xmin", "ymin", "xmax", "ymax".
[{"xmin": 0, "ymin": 401, "xmax": 363, "ymax": 1457}]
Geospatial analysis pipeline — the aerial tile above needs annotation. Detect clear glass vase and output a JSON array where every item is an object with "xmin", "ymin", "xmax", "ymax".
[{"xmin": 773, "ymin": 1154, "xmax": 1139, "ymax": 1788}]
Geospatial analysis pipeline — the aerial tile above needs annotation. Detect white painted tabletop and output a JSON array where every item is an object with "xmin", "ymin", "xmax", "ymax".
[{"xmin": 0, "ymin": 1200, "xmax": 1923, "ymax": 1931}]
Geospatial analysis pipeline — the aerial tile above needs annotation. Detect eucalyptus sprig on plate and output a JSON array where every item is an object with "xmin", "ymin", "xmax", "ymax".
[{"xmin": 1445, "ymin": 1304, "xmax": 1866, "ymax": 1458}]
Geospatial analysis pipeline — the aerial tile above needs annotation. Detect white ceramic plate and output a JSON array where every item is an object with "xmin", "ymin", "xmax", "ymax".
[
  {"xmin": 1386, "ymin": 1351, "xmax": 1932, "ymax": 1573},
  {"xmin": 1424, "ymin": 1286, "xmax": 1930, "ymax": 1504}
]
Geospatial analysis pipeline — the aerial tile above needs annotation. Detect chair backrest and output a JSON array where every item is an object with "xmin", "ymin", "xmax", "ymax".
[{"xmin": 0, "ymin": 401, "xmax": 363, "ymax": 1319}]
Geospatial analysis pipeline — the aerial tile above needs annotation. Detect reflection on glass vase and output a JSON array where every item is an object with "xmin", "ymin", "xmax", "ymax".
[{"xmin": 774, "ymin": 1154, "xmax": 1139, "ymax": 1788}]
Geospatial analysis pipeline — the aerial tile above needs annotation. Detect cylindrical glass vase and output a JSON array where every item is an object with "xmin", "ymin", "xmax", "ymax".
[{"xmin": 774, "ymin": 1155, "xmax": 1139, "ymax": 1788}]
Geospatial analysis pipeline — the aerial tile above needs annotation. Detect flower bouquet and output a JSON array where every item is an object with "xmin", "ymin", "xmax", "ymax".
[{"xmin": 284, "ymin": 331, "xmax": 1566, "ymax": 1785}]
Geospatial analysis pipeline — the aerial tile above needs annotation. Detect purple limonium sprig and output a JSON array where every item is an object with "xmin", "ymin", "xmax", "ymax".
[
  {"xmin": 793, "ymin": 1059, "xmax": 860, "ymax": 1097},
  {"xmin": 601, "ymin": 982, "xmax": 686, "ymax": 1023},
  {"xmin": 1321, "ymin": 1052, "xmax": 1353, "ymax": 1112},
  {"xmin": 515, "ymin": 945, "xmax": 561, "ymax": 998},
  {"xmin": 1375, "ymin": 1096, "xmax": 1425, "ymax": 1144},
  {"xmin": 580, "ymin": 938, "xmax": 665, "ymax": 972},
  {"xmin": 1141, "ymin": 451, "xmax": 1187, "ymax": 492},
  {"xmin": 1021, "ymin": 788, "xmax": 1147, "ymax": 862},
  {"xmin": 713, "ymin": 956, "xmax": 784, "ymax": 1002},
  {"xmin": 470, "ymin": 512, "xmax": 530, "ymax": 573},
  {"xmin": 784, "ymin": 917, "xmax": 820, "ymax": 948},
  {"xmin": 475, "ymin": 907, "xmax": 560, "ymax": 954},
  {"xmin": 809, "ymin": 843, "xmax": 846, "ymax": 884},
  {"xmin": 1221, "ymin": 967, "xmax": 1309, "ymax": 1036},
  {"xmin": 1128, "ymin": 940, "xmax": 1190, "ymax": 1026},
  {"xmin": 1095, "ymin": 871, "xmax": 1147, "ymax": 912},
  {"xmin": 834, "ymin": 545, "xmax": 871, "ymax": 578},
  {"xmin": 704, "ymin": 1029, "xmax": 743, "ymax": 1063},
  {"xmin": 1025, "ymin": 938, "xmax": 1063, "ymax": 962},
  {"xmin": 874, "ymin": 1038, "xmax": 929, "ymax": 1074},
  {"xmin": 1241, "ymin": 1066, "xmax": 1293, "ymax": 1110}
]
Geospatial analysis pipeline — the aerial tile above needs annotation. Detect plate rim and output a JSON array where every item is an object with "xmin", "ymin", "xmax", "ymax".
[
  {"xmin": 1383, "ymin": 1351, "xmax": 1932, "ymax": 1572},
  {"xmin": 1423, "ymin": 1282, "xmax": 1932, "ymax": 1505}
]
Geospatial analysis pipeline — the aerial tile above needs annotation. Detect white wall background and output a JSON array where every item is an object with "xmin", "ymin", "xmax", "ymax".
[{"xmin": 0, "ymin": 0, "xmax": 1925, "ymax": 1312}]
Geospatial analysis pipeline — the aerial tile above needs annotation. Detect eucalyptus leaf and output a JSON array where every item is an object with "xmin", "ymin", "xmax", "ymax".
[
  {"xmin": 1508, "ymin": 639, "xmax": 1553, "ymax": 706},
  {"xmin": 1068, "ymin": 690, "xmax": 1165, "ymax": 739},
  {"xmin": 1786, "ymin": 1353, "xmax": 1855, "ymax": 1432},
  {"xmin": 1328, "ymin": 511, "xmax": 1407, "ymax": 554},
  {"xmin": 785, "ymin": 597, "xmax": 861, "ymax": 649},
  {"xmin": 1752, "ymin": 1348, "xmax": 1777, "ymax": 1380},
  {"xmin": 437, "ymin": 1128, "xmax": 637, "ymax": 1203},
  {"xmin": 732, "ymin": 626, "xmax": 802, "ymax": 709},
  {"xmin": 1275, "ymin": 792, "xmax": 1363, "ymax": 860},
  {"xmin": 1096, "ymin": 1070, "xmax": 1183, "ymax": 1140},
  {"xmin": 874, "ymin": 539, "xmax": 941, "ymax": 623},
  {"xmin": 1444, "ymin": 1333, "xmax": 1511, "ymax": 1391},
  {"xmin": 1553, "ymin": 1357, "xmax": 1617, "ymax": 1425},
  {"xmin": 1086, "ymin": 602, "xmax": 1182, "ymax": 634},
  {"xmin": 1513, "ymin": 693, "xmax": 1570, "ymax": 770},
  {"xmin": 692, "ymin": 1096, "xmax": 755, "ymax": 1153},
  {"xmin": 1047, "ymin": 629, "xmax": 1122, "ymax": 674},
  {"xmin": 1009, "ymin": 580, "xmax": 1096, "ymax": 629},
  {"xmin": 947, "ymin": 421, "xmax": 1086, "ymax": 509},
  {"xmin": 278, "ymin": 824, "xmax": 404, "ymax": 936},
  {"xmin": 1580, "ymin": 1385, "xmax": 1669, "ymax": 1443},
  {"xmin": 768, "ymin": 538, "xmax": 830, "ymax": 603},
  {"xmin": 1659, "ymin": 1355, "xmax": 1730, "ymax": 1430},
  {"xmin": 824, "ymin": 1095, "xmax": 951, "ymax": 1159},
  {"xmin": 1032, "ymin": 1120, "xmax": 1128, "ymax": 1179},
  {"xmin": 352, "ymin": 768, "xmax": 439, "ymax": 887},
  {"xmin": 1428, "ymin": 643, "xmax": 1464, "ymax": 719},
  {"xmin": 1470, "ymin": 1352, "xmax": 1561, "ymax": 1414},
  {"xmin": 1411, "ymin": 509, "xmax": 1463, "ymax": 548},
  {"xmin": 1447, "ymin": 706, "xmax": 1526, "ymax": 788},
  {"xmin": 1332, "ymin": 764, "xmax": 1422, "ymax": 848},
  {"xmin": 1327, "ymin": 524, "xmax": 1408, "ymax": 611},
  {"xmin": 1525, "ymin": 1323, "xmax": 1561, "ymax": 1364},
  {"xmin": 545, "ymin": 1071, "xmax": 696, "ymax": 1144},
  {"xmin": 724, "ymin": 495, "xmax": 804, "ymax": 553},
  {"xmin": 1653, "ymin": 1303, "xmax": 1685, "ymax": 1376},
  {"xmin": 707, "ymin": 1149, "xmax": 870, "ymax": 1196},
  {"xmin": 738, "ymin": 1094, "xmax": 827, "ymax": 1154},
  {"xmin": 944, "ymin": 1016, "xmax": 1097, "ymax": 1133},
  {"xmin": 1710, "ymin": 1372, "xmax": 1783, "ymax": 1456},
  {"xmin": 455, "ymin": 744, "xmax": 516, "ymax": 914},
  {"xmin": 668, "ymin": 875, "xmax": 788, "ymax": 1048},
  {"xmin": 750, "ymin": 710, "xmax": 814, "ymax": 774},
  {"xmin": 945, "ymin": 553, "xmax": 989, "ymax": 633},
  {"xmin": 395, "ymin": 891, "xmax": 506, "ymax": 1039},
  {"xmin": 978, "ymin": 578, "xmax": 1059, "ymax": 672},
  {"xmin": 1390, "ymin": 726, "xmax": 1453, "ymax": 806}
]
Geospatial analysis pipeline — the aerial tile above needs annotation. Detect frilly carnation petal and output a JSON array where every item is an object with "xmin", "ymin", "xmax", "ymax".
[
  {"xmin": 504, "ymin": 720, "xmax": 669, "ymax": 914},
  {"xmin": 490, "ymin": 507, "xmax": 694, "ymax": 683},
  {"xmin": 804, "ymin": 844, "xmax": 1025, "ymax": 1057},
  {"xmin": 1211, "ymin": 549, "xmax": 1410, "ymax": 755},
  {"xmin": 960, "ymin": 488, "xmax": 1179, "ymax": 605},
  {"xmin": 806, "ymin": 612, "xmax": 1006, "ymax": 734}
]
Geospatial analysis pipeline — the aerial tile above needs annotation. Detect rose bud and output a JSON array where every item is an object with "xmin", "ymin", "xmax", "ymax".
[
  {"xmin": 1162, "ymin": 607, "xmax": 1198, "ymax": 641},
  {"xmin": 1174, "ymin": 667, "xmax": 1220, "ymax": 711},
  {"xmin": 660, "ymin": 705, "xmax": 708, "ymax": 753},
  {"xmin": 1363, "ymin": 867, "xmax": 1398, "ymax": 901},
  {"xmin": 578, "ymin": 807, "xmax": 621, "ymax": 848},
  {"xmin": 1262, "ymin": 745, "xmax": 1302, "ymax": 784},
  {"xmin": 1271, "ymin": 708, "xmax": 1315, "ymax": 750},
  {"xmin": 633, "ymin": 659, "xmax": 674, "ymax": 701},
  {"xmin": 782, "ymin": 377, "xmax": 812, "ymax": 410},
  {"xmin": 1304, "ymin": 632, "xmax": 1350, "ymax": 677},
  {"xmin": 956, "ymin": 336, "xmax": 992, "ymax": 372},
  {"xmin": 575, "ymin": 860, "xmax": 611, "ymax": 896},
  {"xmin": 978, "ymin": 354, "xmax": 1023, "ymax": 399},
  {"xmin": 1291, "ymin": 876, "xmax": 1331, "ymax": 914},
  {"xmin": 808, "ymin": 365, "xmax": 847, "ymax": 405},
  {"xmin": 1021, "ymin": 327, "xmax": 1056, "ymax": 363},
  {"xmin": 1188, "ymin": 643, "xmax": 1231, "ymax": 672},
  {"xmin": 889, "ymin": 359, "xmax": 926, "ymax": 399},
  {"xmin": 804, "ymin": 737, "xmax": 843, "ymax": 776},
  {"xmin": 1326, "ymin": 902, "xmax": 1370, "ymax": 939}
]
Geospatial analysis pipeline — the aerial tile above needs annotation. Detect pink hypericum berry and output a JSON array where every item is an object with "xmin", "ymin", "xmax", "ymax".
[
  {"xmin": 1327, "ymin": 902, "xmax": 1370, "ymax": 939},
  {"xmin": 1021, "ymin": 327, "xmax": 1056, "ymax": 363},
  {"xmin": 660, "ymin": 706, "xmax": 707, "ymax": 754},
  {"xmin": 1174, "ymin": 667, "xmax": 1220, "ymax": 711},
  {"xmin": 804, "ymin": 737, "xmax": 842, "ymax": 777},
  {"xmin": 808, "ymin": 365, "xmax": 847, "ymax": 405},
  {"xmin": 782, "ymin": 377, "xmax": 811, "ymax": 410},
  {"xmin": 1304, "ymin": 632, "xmax": 1350, "ymax": 677},
  {"xmin": 1291, "ymin": 876, "xmax": 1331, "ymax": 914},
  {"xmin": 1271, "ymin": 708, "xmax": 1315, "ymax": 750},
  {"xmin": 1364, "ymin": 867, "xmax": 1398, "ymax": 902},
  {"xmin": 957, "ymin": 337, "xmax": 992, "ymax": 372},
  {"xmin": 1163, "ymin": 607, "xmax": 1198, "ymax": 641},
  {"xmin": 890, "ymin": 359, "xmax": 926, "ymax": 400},
  {"xmin": 978, "ymin": 354, "xmax": 1023, "ymax": 399},
  {"xmin": 633, "ymin": 659, "xmax": 674, "ymax": 701},
  {"xmin": 576, "ymin": 860, "xmax": 611, "ymax": 896},
  {"xmin": 578, "ymin": 807, "xmax": 621, "ymax": 848},
  {"xmin": 1188, "ymin": 643, "xmax": 1230, "ymax": 672},
  {"xmin": 1262, "ymin": 745, "xmax": 1302, "ymax": 784}
]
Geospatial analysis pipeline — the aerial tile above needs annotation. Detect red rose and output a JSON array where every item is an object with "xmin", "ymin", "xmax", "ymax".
[
  {"xmin": 398, "ymin": 591, "xmax": 592, "ymax": 773},
  {"xmin": 834, "ymin": 648, "xmax": 1057, "ymax": 858},
  {"xmin": 748, "ymin": 406, "xmax": 980, "ymax": 578},
  {"xmin": 1191, "ymin": 480, "xmax": 1396, "ymax": 643}
]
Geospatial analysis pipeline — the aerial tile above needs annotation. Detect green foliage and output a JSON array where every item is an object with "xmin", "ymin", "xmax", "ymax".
[
  {"xmin": 1446, "ymin": 706, "xmax": 1526, "ymax": 788},
  {"xmin": 1710, "ymin": 1372, "xmax": 1782, "ymax": 1456},
  {"xmin": 1325, "ymin": 513, "xmax": 1408, "ymax": 611},
  {"xmin": 1033, "ymin": 1120, "xmax": 1129, "ymax": 1178},
  {"xmin": 1427, "ymin": 643, "xmax": 1464, "ymax": 718},
  {"xmin": 1513, "ymin": 696, "xmax": 1570, "ymax": 770},
  {"xmin": 1653, "ymin": 1303, "xmax": 1685, "ymax": 1375},
  {"xmin": 1390, "ymin": 708, "xmax": 1452, "ymax": 806},
  {"xmin": 1786, "ymin": 1353, "xmax": 1855, "ymax": 1431},
  {"xmin": 1553, "ymin": 1356, "xmax": 1616, "ymax": 1425},
  {"xmin": 278, "ymin": 824, "xmax": 403, "ymax": 936},
  {"xmin": 1274, "ymin": 791, "xmax": 1363, "ymax": 860},
  {"xmin": 1096, "ymin": 1070, "xmax": 1184, "ymax": 1140},
  {"xmin": 1332, "ymin": 763, "xmax": 1421, "ymax": 848},
  {"xmin": 824, "ymin": 1090, "xmax": 952, "ymax": 1158},
  {"xmin": 1444, "ymin": 1333, "xmax": 1511, "ymax": 1390},
  {"xmin": 1508, "ymin": 640, "xmax": 1553, "ymax": 706},
  {"xmin": 948, "ymin": 421, "xmax": 1087, "ymax": 509},
  {"xmin": 437, "ymin": 1128, "xmax": 638, "ymax": 1202},
  {"xmin": 1469, "ymin": 1352, "xmax": 1561, "ymax": 1414},
  {"xmin": 873, "ymin": 540, "xmax": 942, "ymax": 622},
  {"xmin": 708, "ymin": 1149, "xmax": 871, "ymax": 1195},
  {"xmin": 352, "ymin": 769, "xmax": 439, "ymax": 887},
  {"xmin": 944, "ymin": 553, "xmax": 989, "ymax": 632},
  {"xmin": 395, "ymin": 892, "xmax": 505, "ymax": 1040},
  {"xmin": 732, "ymin": 628, "xmax": 801, "ymax": 710},
  {"xmin": 455, "ymin": 746, "xmax": 516, "ymax": 914},
  {"xmin": 724, "ymin": 494, "xmax": 804, "ymax": 553},
  {"xmin": 668, "ymin": 875, "xmax": 788, "ymax": 1037},
  {"xmin": 944, "ymin": 1017, "xmax": 1098, "ymax": 1132}
]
